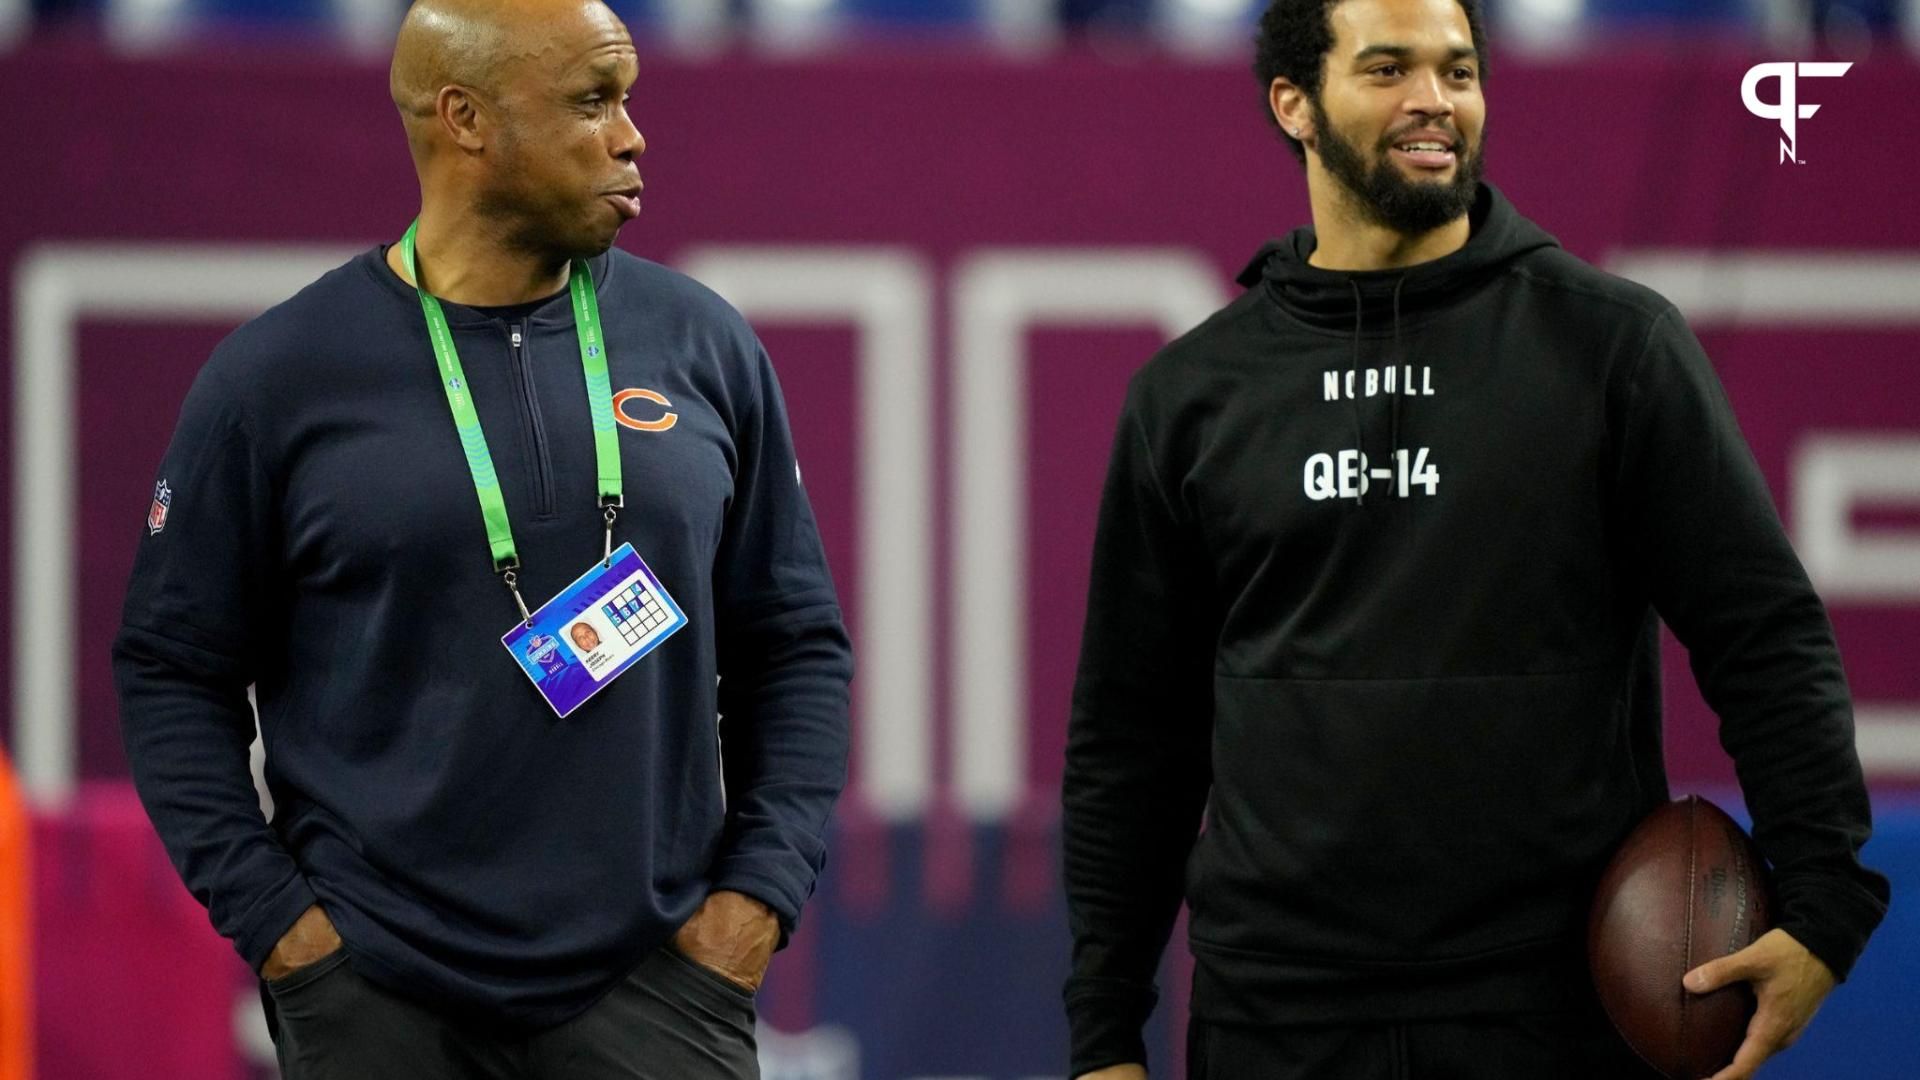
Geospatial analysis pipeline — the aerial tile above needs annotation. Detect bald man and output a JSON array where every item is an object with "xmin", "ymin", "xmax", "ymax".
[{"xmin": 113, "ymin": 3, "xmax": 853, "ymax": 1077}]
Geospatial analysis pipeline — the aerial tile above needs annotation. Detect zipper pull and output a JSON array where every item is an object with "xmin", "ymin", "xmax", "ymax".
[{"xmin": 510, "ymin": 328, "xmax": 523, "ymax": 348}]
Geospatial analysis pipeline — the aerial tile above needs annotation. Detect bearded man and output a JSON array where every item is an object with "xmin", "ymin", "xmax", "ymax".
[{"xmin": 1060, "ymin": 2, "xmax": 1887, "ymax": 1078}]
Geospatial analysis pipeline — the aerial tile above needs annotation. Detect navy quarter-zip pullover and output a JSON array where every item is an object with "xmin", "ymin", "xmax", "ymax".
[{"xmin": 114, "ymin": 247, "xmax": 853, "ymax": 1028}]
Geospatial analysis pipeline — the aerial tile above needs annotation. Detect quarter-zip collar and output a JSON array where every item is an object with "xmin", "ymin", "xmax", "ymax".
[{"xmin": 367, "ymin": 245, "xmax": 617, "ymax": 329}]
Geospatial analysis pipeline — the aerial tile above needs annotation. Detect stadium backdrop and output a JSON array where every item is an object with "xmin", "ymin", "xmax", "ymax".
[{"xmin": 1, "ymin": 40, "xmax": 1916, "ymax": 1080}]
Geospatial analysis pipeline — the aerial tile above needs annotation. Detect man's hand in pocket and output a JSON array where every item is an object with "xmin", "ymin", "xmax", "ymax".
[
  {"xmin": 672, "ymin": 891, "xmax": 779, "ymax": 991},
  {"xmin": 261, "ymin": 905, "xmax": 342, "ymax": 982}
]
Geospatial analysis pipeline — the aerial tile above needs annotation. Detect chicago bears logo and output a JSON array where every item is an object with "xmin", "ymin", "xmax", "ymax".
[
  {"xmin": 147, "ymin": 480, "xmax": 172, "ymax": 535},
  {"xmin": 612, "ymin": 388, "xmax": 678, "ymax": 432}
]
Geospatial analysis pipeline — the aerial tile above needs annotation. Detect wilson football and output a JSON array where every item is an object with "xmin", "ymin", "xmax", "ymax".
[{"xmin": 1588, "ymin": 796, "xmax": 1773, "ymax": 1079}]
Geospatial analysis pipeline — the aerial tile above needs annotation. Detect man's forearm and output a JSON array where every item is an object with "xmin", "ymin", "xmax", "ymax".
[
  {"xmin": 711, "ymin": 606, "xmax": 853, "ymax": 930},
  {"xmin": 1061, "ymin": 680, "xmax": 1211, "ymax": 1076},
  {"xmin": 114, "ymin": 622, "xmax": 317, "ymax": 970}
]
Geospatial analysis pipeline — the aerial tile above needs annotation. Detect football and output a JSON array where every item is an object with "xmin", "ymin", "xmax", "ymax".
[{"xmin": 1588, "ymin": 796, "xmax": 1773, "ymax": 1080}]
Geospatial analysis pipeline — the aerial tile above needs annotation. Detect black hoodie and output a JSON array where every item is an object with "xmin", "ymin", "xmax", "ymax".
[{"xmin": 1061, "ymin": 184, "xmax": 1889, "ymax": 1075}]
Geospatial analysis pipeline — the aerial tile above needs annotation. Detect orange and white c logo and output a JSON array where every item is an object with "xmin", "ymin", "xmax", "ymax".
[{"xmin": 612, "ymin": 388, "xmax": 678, "ymax": 433}]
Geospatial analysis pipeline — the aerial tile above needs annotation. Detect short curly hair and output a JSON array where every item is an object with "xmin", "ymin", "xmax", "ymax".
[{"xmin": 1254, "ymin": 0, "xmax": 1490, "ymax": 165}]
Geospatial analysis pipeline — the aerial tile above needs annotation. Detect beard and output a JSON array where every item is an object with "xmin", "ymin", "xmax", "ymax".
[{"xmin": 1311, "ymin": 100, "xmax": 1484, "ymax": 236}]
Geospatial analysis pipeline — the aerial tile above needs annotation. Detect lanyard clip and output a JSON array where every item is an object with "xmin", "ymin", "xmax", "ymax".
[
  {"xmin": 497, "ymin": 559, "xmax": 533, "ymax": 627},
  {"xmin": 601, "ymin": 495, "xmax": 622, "ymax": 567}
]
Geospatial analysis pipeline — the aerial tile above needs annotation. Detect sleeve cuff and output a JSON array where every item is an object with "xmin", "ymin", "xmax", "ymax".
[
  {"xmin": 1065, "ymin": 981, "xmax": 1157, "ymax": 1078},
  {"xmin": 230, "ymin": 872, "xmax": 320, "ymax": 973},
  {"xmin": 1773, "ymin": 873, "xmax": 1891, "ymax": 983},
  {"xmin": 710, "ymin": 859, "xmax": 809, "ymax": 935}
]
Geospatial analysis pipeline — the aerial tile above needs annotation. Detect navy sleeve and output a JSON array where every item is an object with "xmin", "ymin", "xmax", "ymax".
[
  {"xmin": 112, "ymin": 357, "xmax": 317, "ymax": 973},
  {"xmin": 1061, "ymin": 388, "xmax": 1215, "ymax": 1077},
  {"xmin": 707, "ymin": 339, "xmax": 854, "ymax": 933},
  {"xmin": 1616, "ymin": 307, "xmax": 1889, "ymax": 980}
]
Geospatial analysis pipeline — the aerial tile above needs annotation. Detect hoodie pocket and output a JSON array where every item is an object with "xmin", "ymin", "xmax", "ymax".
[{"xmin": 1190, "ymin": 667, "xmax": 1642, "ymax": 965}]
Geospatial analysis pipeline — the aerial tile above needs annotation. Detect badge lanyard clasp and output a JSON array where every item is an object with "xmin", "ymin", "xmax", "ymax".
[
  {"xmin": 499, "ymin": 560, "xmax": 534, "ymax": 627},
  {"xmin": 602, "ymin": 496, "xmax": 623, "ymax": 568}
]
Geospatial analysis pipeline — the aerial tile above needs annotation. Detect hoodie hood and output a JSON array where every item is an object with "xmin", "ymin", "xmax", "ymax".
[{"xmin": 1237, "ymin": 182, "xmax": 1561, "ymax": 333}]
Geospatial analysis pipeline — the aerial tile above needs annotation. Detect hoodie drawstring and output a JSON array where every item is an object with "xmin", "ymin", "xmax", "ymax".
[
  {"xmin": 1348, "ymin": 280, "xmax": 1365, "ymax": 507},
  {"xmin": 1348, "ymin": 277, "xmax": 1410, "ymax": 509},
  {"xmin": 1389, "ymin": 275, "xmax": 1407, "ymax": 473}
]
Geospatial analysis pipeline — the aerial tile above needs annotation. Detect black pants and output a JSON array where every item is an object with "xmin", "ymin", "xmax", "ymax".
[
  {"xmin": 261, "ymin": 946, "xmax": 759, "ymax": 1080},
  {"xmin": 1187, "ymin": 1012, "xmax": 1666, "ymax": 1080}
]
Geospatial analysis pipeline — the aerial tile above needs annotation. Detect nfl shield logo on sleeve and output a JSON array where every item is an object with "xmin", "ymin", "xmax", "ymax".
[{"xmin": 147, "ymin": 480, "xmax": 172, "ymax": 535}]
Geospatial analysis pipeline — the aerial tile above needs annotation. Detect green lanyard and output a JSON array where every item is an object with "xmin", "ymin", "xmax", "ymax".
[{"xmin": 400, "ymin": 221, "xmax": 624, "ymax": 622}]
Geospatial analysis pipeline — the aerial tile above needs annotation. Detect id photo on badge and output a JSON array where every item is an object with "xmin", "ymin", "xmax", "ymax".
[{"xmin": 565, "ymin": 615, "xmax": 619, "ymax": 675}]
